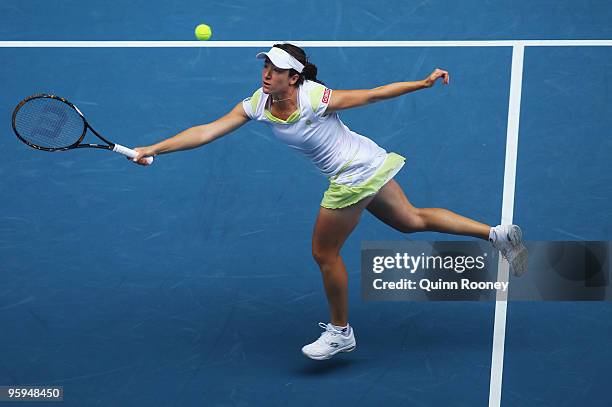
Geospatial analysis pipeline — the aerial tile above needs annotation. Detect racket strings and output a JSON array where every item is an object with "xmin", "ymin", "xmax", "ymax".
[{"xmin": 13, "ymin": 97, "xmax": 85, "ymax": 149}]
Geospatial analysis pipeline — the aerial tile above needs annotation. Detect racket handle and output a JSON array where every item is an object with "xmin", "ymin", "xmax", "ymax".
[{"xmin": 113, "ymin": 144, "xmax": 154, "ymax": 165}]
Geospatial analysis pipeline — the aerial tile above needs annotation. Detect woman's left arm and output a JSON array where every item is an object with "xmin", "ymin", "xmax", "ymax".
[{"xmin": 326, "ymin": 68, "xmax": 449, "ymax": 113}]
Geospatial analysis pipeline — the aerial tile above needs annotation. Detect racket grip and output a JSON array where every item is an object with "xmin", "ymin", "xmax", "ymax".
[{"xmin": 113, "ymin": 144, "xmax": 154, "ymax": 165}]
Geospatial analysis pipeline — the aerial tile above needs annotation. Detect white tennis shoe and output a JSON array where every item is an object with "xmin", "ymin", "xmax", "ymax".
[
  {"xmin": 301, "ymin": 322, "xmax": 356, "ymax": 360},
  {"xmin": 490, "ymin": 224, "xmax": 529, "ymax": 277}
]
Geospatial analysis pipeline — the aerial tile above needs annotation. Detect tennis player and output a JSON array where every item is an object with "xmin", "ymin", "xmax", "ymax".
[{"xmin": 132, "ymin": 43, "xmax": 528, "ymax": 361}]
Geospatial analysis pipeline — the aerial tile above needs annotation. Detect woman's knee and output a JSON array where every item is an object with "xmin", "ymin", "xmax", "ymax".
[
  {"xmin": 312, "ymin": 245, "xmax": 340, "ymax": 268},
  {"xmin": 395, "ymin": 207, "xmax": 426, "ymax": 233}
]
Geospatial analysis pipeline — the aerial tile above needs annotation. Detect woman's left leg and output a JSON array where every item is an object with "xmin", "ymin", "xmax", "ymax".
[
  {"xmin": 366, "ymin": 179, "xmax": 491, "ymax": 239},
  {"xmin": 366, "ymin": 178, "xmax": 528, "ymax": 276}
]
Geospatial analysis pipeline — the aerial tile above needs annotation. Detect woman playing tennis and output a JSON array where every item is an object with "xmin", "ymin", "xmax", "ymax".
[{"xmin": 132, "ymin": 43, "xmax": 528, "ymax": 361}]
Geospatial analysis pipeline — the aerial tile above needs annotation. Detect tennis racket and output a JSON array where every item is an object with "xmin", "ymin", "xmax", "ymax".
[{"xmin": 11, "ymin": 94, "xmax": 153, "ymax": 164}]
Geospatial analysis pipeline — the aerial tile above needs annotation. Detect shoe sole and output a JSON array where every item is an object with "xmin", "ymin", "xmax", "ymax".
[
  {"xmin": 508, "ymin": 225, "xmax": 528, "ymax": 277},
  {"xmin": 302, "ymin": 344, "xmax": 356, "ymax": 361}
]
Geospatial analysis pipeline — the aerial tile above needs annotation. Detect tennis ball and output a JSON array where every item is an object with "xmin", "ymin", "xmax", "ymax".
[{"xmin": 195, "ymin": 24, "xmax": 212, "ymax": 41}]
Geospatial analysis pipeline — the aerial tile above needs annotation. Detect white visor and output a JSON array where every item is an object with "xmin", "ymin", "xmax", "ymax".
[{"xmin": 256, "ymin": 47, "xmax": 305, "ymax": 73}]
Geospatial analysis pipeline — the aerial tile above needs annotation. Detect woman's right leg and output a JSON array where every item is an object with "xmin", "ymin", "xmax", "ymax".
[
  {"xmin": 302, "ymin": 197, "xmax": 374, "ymax": 360},
  {"xmin": 311, "ymin": 196, "xmax": 374, "ymax": 326}
]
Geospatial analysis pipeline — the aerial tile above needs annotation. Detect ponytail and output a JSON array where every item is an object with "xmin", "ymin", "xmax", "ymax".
[{"xmin": 302, "ymin": 62, "xmax": 324, "ymax": 85}]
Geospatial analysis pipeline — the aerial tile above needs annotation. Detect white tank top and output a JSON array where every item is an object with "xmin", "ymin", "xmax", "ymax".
[{"xmin": 241, "ymin": 80, "xmax": 388, "ymax": 186}]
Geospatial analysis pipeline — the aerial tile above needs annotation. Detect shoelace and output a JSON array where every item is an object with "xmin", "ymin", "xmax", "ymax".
[
  {"xmin": 316, "ymin": 322, "xmax": 341, "ymax": 344},
  {"xmin": 491, "ymin": 229, "xmax": 514, "ymax": 262}
]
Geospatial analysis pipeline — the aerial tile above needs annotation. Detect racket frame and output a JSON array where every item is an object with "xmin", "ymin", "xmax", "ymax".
[{"xmin": 13, "ymin": 93, "xmax": 118, "ymax": 152}]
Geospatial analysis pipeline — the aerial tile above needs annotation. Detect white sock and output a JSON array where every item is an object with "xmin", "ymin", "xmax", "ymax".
[
  {"xmin": 488, "ymin": 227, "xmax": 496, "ymax": 243},
  {"xmin": 332, "ymin": 323, "xmax": 350, "ymax": 336}
]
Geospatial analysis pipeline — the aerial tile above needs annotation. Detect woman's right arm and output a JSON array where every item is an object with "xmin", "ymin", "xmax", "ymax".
[{"xmin": 132, "ymin": 101, "xmax": 250, "ymax": 165}]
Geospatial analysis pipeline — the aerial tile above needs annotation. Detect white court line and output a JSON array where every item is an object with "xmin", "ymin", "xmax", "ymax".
[
  {"xmin": 0, "ymin": 40, "xmax": 612, "ymax": 47},
  {"xmin": 488, "ymin": 44, "xmax": 525, "ymax": 407}
]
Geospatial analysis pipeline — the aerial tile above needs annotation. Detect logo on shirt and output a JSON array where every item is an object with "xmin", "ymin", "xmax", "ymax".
[{"xmin": 322, "ymin": 88, "xmax": 331, "ymax": 104}]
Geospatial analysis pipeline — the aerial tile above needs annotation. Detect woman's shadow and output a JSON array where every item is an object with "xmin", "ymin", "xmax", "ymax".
[{"xmin": 293, "ymin": 355, "xmax": 368, "ymax": 376}]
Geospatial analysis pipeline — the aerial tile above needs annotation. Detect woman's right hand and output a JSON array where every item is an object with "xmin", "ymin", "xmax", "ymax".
[{"xmin": 130, "ymin": 146, "xmax": 156, "ymax": 166}]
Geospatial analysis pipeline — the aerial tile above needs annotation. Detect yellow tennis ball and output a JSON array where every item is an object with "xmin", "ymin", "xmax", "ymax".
[{"xmin": 195, "ymin": 24, "xmax": 212, "ymax": 41}]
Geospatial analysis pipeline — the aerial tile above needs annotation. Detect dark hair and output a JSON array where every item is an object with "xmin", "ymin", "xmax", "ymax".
[{"xmin": 272, "ymin": 43, "xmax": 324, "ymax": 86}]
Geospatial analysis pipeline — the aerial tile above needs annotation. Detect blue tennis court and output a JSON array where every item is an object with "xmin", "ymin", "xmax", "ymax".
[{"xmin": 1, "ymin": 1, "xmax": 611, "ymax": 406}]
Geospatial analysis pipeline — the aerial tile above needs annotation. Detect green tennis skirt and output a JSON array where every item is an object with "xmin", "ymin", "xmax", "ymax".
[{"xmin": 321, "ymin": 152, "xmax": 406, "ymax": 209}]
